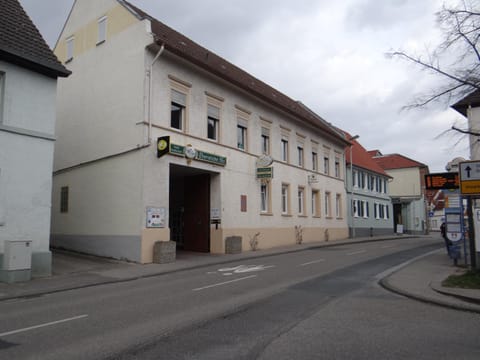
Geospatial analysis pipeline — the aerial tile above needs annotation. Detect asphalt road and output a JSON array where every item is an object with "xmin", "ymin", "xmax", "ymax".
[{"xmin": 1, "ymin": 237, "xmax": 478, "ymax": 359}]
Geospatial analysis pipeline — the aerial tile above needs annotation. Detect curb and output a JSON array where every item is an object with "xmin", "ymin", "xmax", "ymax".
[
  {"xmin": 1, "ymin": 235, "xmax": 423, "ymax": 302},
  {"xmin": 378, "ymin": 269, "xmax": 480, "ymax": 314}
]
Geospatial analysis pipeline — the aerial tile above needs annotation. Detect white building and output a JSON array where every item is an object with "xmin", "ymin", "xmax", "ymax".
[
  {"xmin": 0, "ymin": 0, "xmax": 70, "ymax": 282},
  {"xmin": 372, "ymin": 152, "xmax": 429, "ymax": 235},
  {"xmin": 52, "ymin": 0, "xmax": 350, "ymax": 263}
]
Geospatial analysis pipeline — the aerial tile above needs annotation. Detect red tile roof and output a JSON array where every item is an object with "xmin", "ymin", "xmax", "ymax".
[
  {"xmin": 341, "ymin": 131, "xmax": 390, "ymax": 177},
  {"xmin": 122, "ymin": 1, "xmax": 349, "ymax": 147},
  {"xmin": 372, "ymin": 153, "xmax": 428, "ymax": 170},
  {"xmin": 0, "ymin": 0, "xmax": 70, "ymax": 78}
]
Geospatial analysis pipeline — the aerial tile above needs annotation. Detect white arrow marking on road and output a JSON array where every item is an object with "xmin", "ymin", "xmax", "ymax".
[
  {"xmin": 217, "ymin": 264, "xmax": 275, "ymax": 275},
  {"xmin": 0, "ymin": 314, "xmax": 88, "ymax": 338},
  {"xmin": 193, "ymin": 275, "xmax": 257, "ymax": 291}
]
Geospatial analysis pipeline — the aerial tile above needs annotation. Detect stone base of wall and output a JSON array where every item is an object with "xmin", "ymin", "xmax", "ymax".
[
  {"xmin": 225, "ymin": 236, "xmax": 242, "ymax": 254},
  {"xmin": 153, "ymin": 241, "xmax": 176, "ymax": 264}
]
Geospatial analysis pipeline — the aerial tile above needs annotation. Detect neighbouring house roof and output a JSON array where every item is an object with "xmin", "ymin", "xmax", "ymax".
[
  {"xmin": 451, "ymin": 89, "xmax": 480, "ymax": 117},
  {"xmin": 340, "ymin": 131, "xmax": 390, "ymax": 177},
  {"xmin": 121, "ymin": 0, "xmax": 349, "ymax": 147},
  {"xmin": 0, "ymin": 0, "xmax": 70, "ymax": 78},
  {"xmin": 372, "ymin": 153, "xmax": 428, "ymax": 171}
]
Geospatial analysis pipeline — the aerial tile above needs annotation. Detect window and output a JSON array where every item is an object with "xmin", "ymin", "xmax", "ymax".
[
  {"xmin": 335, "ymin": 157, "xmax": 340, "ymax": 178},
  {"xmin": 353, "ymin": 199, "xmax": 369, "ymax": 218},
  {"xmin": 171, "ymin": 89, "xmax": 186, "ymax": 130},
  {"xmin": 207, "ymin": 104, "xmax": 220, "ymax": 141},
  {"xmin": 0, "ymin": 72, "xmax": 4, "ymax": 123},
  {"xmin": 312, "ymin": 152, "xmax": 318, "ymax": 171},
  {"xmin": 383, "ymin": 179, "xmax": 388, "ymax": 193},
  {"xmin": 325, "ymin": 192, "xmax": 331, "ymax": 217},
  {"xmin": 237, "ymin": 124, "xmax": 247, "ymax": 150},
  {"xmin": 298, "ymin": 187, "xmax": 305, "ymax": 215},
  {"xmin": 298, "ymin": 146, "xmax": 304, "ymax": 167},
  {"xmin": 336, "ymin": 194, "xmax": 342, "ymax": 218},
  {"xmin": 324, "ymin": 156, "xmax": 329, "ymax": 175},
  {"xmin": 260, "ymin": 183, "xmax": 270, "ymax": 213},
  {"xmin": 281, "ymin": 138, "xmax": 289, "ymax": 162},
  {"xmin": 312, "ymin": 190, "xmax": 320, "ymax": 217},
  {"xmin": 352, "ymin": 170, "xmax": 358, "ymax": 187},
  {"xmin": 261, "ymin": 127, "xmax": 270, "ymax": 154},
  {"xmin": 281, "ymin": 184, "xmax": 290, "ymax": 214},
  {"xmin": 60, "ymin": 186, "xmax": 69, "ymax": 213},
  {"xmin": 374, "ymin": 203, "xmax": 379, "ymax": 219},
  {"xmin": 97, "ymin": 16, "xmax": 107, "ymax": 44},
  {"xmin": 66, "ymin": 36, "xmax": 74, "ymax": 62}
]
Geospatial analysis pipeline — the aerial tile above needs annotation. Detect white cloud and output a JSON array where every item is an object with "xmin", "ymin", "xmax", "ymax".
[{"xmin": 19, "ymin": 0, "xmax": 471, "ymax": 173}]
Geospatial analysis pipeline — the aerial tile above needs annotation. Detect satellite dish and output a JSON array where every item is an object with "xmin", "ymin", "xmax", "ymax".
[{"xmin": 257, "ymin": 154, "xmax": 273, "ymax": 167}]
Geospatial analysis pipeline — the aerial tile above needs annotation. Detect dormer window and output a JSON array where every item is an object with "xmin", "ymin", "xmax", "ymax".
[
  {"xmin": 97, "ymin": 16, "xmax": 107, "ymax": 45},
  {"xmin": 66, "ymin": 36, "xmax": 74, "ymax": 62}
]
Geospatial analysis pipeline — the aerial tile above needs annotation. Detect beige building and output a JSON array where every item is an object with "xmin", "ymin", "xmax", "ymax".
[{"xmin": 52, "ymin": 0, "xmax": 350, "ymax": 263}]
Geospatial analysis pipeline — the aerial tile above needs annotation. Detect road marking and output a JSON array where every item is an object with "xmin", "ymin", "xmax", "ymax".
[
  {"xmin": 381, "ymin": 245, "xmax": 396, "ymax": 249},
  {"xmin": 375, "ymin": 248, "xmax": 442, "ymax": 280},
  {"xmin": 346, "ymin": 250, "xmax": 367, "ymax": 256},
  {"xmin": 193, "ymin": 275, "xmax": 257, "ymax": 291},
  {"xmin": 217, "ymin": 264, "xmax": 275, "ymax": 275},
  {"xmin": 0, "ymin": 314, "xmax": 88, "ymax": 338},
  {"xmin": 300, "ymin": 259, "xmax": 325, "ymax": 266}
]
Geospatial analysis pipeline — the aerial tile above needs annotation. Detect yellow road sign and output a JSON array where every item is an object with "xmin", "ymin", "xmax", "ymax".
[{"xmin": 460, "ymin": 179, "xmax": 480, "ymax": 194}]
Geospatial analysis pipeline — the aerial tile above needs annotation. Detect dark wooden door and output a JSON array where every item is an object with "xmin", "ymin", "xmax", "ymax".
[{"xmin": 183, "ymin": 174, "xmax": 210, "ymax": 252}]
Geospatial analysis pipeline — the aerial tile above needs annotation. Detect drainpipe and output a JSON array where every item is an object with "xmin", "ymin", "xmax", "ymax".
[{"xmin": 146, "ymin": 43, "xmax": 165, "ymax": 145}]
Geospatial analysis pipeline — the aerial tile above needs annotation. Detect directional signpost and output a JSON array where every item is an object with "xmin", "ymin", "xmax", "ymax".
[
  {"xmin": 459, "ymin": 161, "xmax": 480, "ymax": 195},
  {"xmin": 459, "ymin": 161, "xmax": 479, "ymax": 270}
]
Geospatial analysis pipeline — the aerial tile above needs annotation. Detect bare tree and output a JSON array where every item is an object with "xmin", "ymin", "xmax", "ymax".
[{"xmin": 388, "ymin": 0, "xmax": 480, "ymax": 121}]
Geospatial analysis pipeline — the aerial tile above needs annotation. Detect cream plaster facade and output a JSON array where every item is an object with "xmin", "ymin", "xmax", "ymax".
[{"xmin": 52, "ymin": 0, "xmax": 349, "ymax": 263}]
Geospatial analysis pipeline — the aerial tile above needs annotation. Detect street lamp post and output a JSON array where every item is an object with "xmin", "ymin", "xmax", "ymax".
[{"xmin": 349, "ymin": 135, "xmax": 359, "ymax": 238}]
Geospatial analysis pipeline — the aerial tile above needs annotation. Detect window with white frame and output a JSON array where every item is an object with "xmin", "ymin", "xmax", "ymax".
[
  {"xmin": 352, "ymin": 170, "xmax": 358, "ymax": 187},
  {"xmin": 281, "ymin": 137, "xmax": 289, "ymax": 162},
  {"xmin": 261, "ymin": 127, "xmax": 270, "ymax": 155},
  {"xmin": 325, "ymin": 192, "xmax": 331, "ymax": 217},
  {"xmin": 237, "ymin": 123, "xmax": 247, "ymax": 150},
  {"xmin": 171, "ymin": 89, "xmax": 186, "ymax": 130},
  {"xmin": 281, "ymin": 184, "xmax": 290, "ymax": 214},
  {"xmin": 324, "ymin": 155, "xmax": 330, "ymax": 175},
  {"xmin": 335, "ymin": 157, "xmax": 340, "ymax": 178},
  {"xmin": 363, "ymin": 201, "xmax": 369, "ymax": 218},
  {"xmin": 207, "ymin": 104, "xmax": 220, "ymax": 141},
  {"xmin": 374, "ymin": 202, "xmax": 379, "ymax": 219},
  {"xmin": 298, "ymin": 146, "xmax": 304, "ymax": 167},
  {"xmin": 97, "ymin": 16, "xmax": 107, "ymax": 44},
  {"xmin": 66, "ymin": 36, "xmax": 74, "ymax": 62},
  {"xmin": 298, "ymin": 187, "xmax": 305, "ymax": 215},
  {"xmin": 312, "ymin": 151, "xmax": 318, "ymax": 171},
  {"xmin": 260, "ymin": 182, "xmax": 271, "ymax": 213},
  {"xmin": 335, "ymin": 194, "xmax": 342, "ymax": 218},
  {"xmin": 383, "ymin": 179, "xmax": 388, "ymax": 193},
  {"xmin": 312, "ymin": 190, "xmax": 320, "ymax": 217}
]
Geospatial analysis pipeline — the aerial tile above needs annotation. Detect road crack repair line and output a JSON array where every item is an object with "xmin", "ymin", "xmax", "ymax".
[{"xmin": 0, "ymin": 314, "xmax": 88, "ymax": 338}]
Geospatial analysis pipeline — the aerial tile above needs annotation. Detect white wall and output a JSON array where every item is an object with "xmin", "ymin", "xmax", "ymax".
[
  {"xmin": 387, "ymin": 167, "xmax": 421, "ymax": 197},
  {"xmin": 0, "ymin": 61, "xmax": 57, "ymax": 259}
]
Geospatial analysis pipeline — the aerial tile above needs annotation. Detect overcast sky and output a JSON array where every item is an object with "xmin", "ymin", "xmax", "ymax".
[{"xmin": 19, "ymin": 0, "xmax": 471, "ymax": 172}]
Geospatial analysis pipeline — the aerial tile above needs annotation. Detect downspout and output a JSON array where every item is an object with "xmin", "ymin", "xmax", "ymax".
[{"xmin": 147, "ymin": 43, "xmax": 165, "ymax": 145}]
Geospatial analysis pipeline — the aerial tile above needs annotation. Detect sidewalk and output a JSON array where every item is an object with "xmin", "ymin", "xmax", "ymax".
[{"xmin": 1, "ymin": 235, "xmax": 479, "ymax": 313}]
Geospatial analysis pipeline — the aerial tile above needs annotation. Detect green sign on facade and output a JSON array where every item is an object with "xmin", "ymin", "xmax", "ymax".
[
  {"xmin": 168, "ymin": 143, "xmax": 227, "ymax": 166},
  {"xmin": 256, "ymin": 167, "xmax": 274, "ymax": 179}
]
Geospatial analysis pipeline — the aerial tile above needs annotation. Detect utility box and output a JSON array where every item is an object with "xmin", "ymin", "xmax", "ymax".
[{"xmin": 1, "ymin": 240, "xmax": 32, "ymax": 283}]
